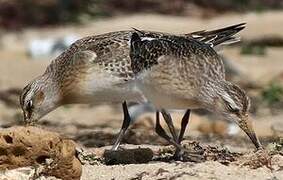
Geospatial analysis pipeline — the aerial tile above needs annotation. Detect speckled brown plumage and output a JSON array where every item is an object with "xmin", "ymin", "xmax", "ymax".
[
  {"xmin": 129, "ymin": 31, "xmax": 262, "ymax": 149},
  {"xmin": 20, "ymin": 23, "xmax": 246, "ymax": 124},
  {"xmin": 130, "ymin": 34, "xmax": 224, "ymax": 78},
  {"xmin": 19, "ymin": 23, "xmax": 258, "ymax": 154},
  {"xmin": 44, "ymin": 23, "xmax": 245, "ymax": 87}
]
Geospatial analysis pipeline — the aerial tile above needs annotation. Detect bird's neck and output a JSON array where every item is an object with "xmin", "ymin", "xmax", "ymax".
[{"xmin": 198, "ymin": 80, "xmax": 228, "ymax": 111}]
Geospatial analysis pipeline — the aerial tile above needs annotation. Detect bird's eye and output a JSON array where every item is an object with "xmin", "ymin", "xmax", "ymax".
[
  {"xmin": 227, "ymin": 104, "xmax": 240, "ymax": 115},
  {"xmin": 26, "ymin": 100, "xmax": 33, "ymax": 111},
  {"xmin": 231, "ymin": 108, "xmax": 240, "ymax": 114}
]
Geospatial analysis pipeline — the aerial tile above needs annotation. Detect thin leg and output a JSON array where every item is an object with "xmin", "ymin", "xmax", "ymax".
[
  {"xmin": 111, "ymin": 101, "xmax": 132, "ymax": 151},
  {"xmin": 174, "ymin": 109, "xmax": 191, "ymax": 159},
  {"xmin": 177, "ymin": 109, "xmax": 191, "ymax": 144},
  {"xmin": 161, "ymin": 109, "xmax": 178, "ymax": 142},
  {"xmin": 156, "ymin": 111, "xmax": 201, "ymax": 161},
  {"xmin": 155, "ymin": 111, "xmax": 186, "ymax": 151}
]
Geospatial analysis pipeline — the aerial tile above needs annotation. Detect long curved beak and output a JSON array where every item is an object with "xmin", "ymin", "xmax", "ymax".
[{"xmin": 238, "ymin": 115, "xmax": 262, "ymax": 149}]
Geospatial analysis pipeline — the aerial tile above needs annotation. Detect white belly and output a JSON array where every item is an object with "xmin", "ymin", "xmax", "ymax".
[
  {"xmin": 81, "ymin": 72, "xmax": 146, "ymax": 105},
  {"xmin": 88, "ymin": 83, "xmax": 145, "ymax": 104},
  {"xmin": 136, "ymin": 78, "xmax": 200, "ymax": 110}
]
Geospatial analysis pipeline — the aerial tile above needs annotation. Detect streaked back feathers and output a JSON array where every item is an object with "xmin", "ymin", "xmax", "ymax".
[{"xmin": 130, "ymin": 32, "xmax": 224, "ymax": 80}]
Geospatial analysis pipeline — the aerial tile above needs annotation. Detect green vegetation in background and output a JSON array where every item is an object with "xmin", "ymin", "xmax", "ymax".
[
  {"xmin": 262, "ymin": 82, "xmax": 283, "ymax": 105},
  {"xmin": 1, "ymin": 0, "xmax": 283, "ymax": 29},
  {"xmin": 0, "ymin": 0, "xmax": 111, "ymax": 29},
  {"xmin": 240, "ymin": 44, "xmax": 266, "ymax": 56}
]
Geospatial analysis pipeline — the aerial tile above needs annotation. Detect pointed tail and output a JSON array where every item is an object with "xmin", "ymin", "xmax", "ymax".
[{"xmin": 186, "ymin": 23, "xmax": 246, "ymax": 48}]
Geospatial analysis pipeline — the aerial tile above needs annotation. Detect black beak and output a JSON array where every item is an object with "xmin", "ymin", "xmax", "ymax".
[{"xmin": 245, "ymin": 131, "xmax": 263, "ymax": 150}]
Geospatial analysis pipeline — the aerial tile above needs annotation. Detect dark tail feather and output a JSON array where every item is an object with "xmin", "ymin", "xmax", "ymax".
[
  {"xmin": 187, "ymin": 23, "xmax": 246, "ymax": 47},
  {"xmin": 130, "ymin": 32, "xmax": 143, "ymax": 74},
  {"xmin": 130, "ymin": 32, "xmax": 142, "ymax": 50}
]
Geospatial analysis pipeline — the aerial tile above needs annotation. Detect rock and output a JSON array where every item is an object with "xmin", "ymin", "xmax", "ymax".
[
  {"xmin": 0, "ymin": 126, "xmax": 82, "ymax": 180},
  {"xmin": 104, "ymin": 148, "xmax": 153, "ymax": 165}
]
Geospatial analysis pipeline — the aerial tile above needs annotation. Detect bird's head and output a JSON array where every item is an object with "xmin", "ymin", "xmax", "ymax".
[
  {"xmin": 212, "ymin": 81, "xmax": 262, "ymax": 149},
  {"xmin": 20, "ymin": 76, "xmax": 60, "ymax": 124},
  {"xmin": 215, "ymin": 82, "xmax": 250, "ymax": 122}
]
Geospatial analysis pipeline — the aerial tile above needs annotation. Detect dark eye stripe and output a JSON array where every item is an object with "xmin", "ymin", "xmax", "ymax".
[
  {"xmin": 227, "ymin": 104, "xmax": 240, "ymax": 115},
  {"xmin": 20, "ymin": 84, "xmax": 32, "ymax": 107},
  {"xmin": 230, "ymin": 108, "xmax": 240, "ymax": 114},
  {"xmin": 26, "ymin": 101, "xmax": 33, "ymax": 111}
]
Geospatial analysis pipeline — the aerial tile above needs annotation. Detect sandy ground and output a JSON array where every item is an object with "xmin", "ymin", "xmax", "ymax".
[{"xmin": 0, "ymin": 12, "xmax": 282, "ymax": 180}]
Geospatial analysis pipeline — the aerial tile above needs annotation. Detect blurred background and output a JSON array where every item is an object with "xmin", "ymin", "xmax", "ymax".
[{"xmin": 0, "ymin": 0, "xmax": 282, "ymax": 150}]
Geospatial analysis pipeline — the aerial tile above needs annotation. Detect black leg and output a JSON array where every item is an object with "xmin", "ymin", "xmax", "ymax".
[
  {"xmin": 174, "ymin": 109, "xmax": 191, "ymax": 159},
  {"xmin": 155, "ymin": 111, "xmax": 185, "ymax": 151},
  {"xmin": 161, "ymin": 109, "xmax": 178, "ymax": 142},
  {"xmin": 177, "ymin": 109, "xmax": 191, "ymax": 144},
  {"xmin": 111, "ymin": 101, "xmax": 132, "ymax": 151},
  {"xmin": 156, "ymin": 111, "xmax": 201, "ymax": 161}
]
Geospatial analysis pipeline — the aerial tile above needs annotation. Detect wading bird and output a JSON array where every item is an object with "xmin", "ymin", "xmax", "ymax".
[
  {"xmin": 20, "ymin": 24, "xmax": 247, "ymax": 154},
  {"xmin": 129, "ymin": 30, "xmax": 262, "ymax": 158}
]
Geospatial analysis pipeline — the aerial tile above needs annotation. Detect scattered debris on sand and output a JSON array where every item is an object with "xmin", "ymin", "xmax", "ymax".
[
  {"xmin": 154, "ymin": 141, "xmax": 242, "ymax": 164},
  {"xmin": 236, "ymin": 149, "xmax": 272, "ymax": 169}
]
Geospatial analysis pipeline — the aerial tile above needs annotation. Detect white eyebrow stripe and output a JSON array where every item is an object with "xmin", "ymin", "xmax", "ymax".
[
  {"xmin": 191, "ymin": 34, "xmax": 202, "ymax": 38},
  {"xmin": 141, "ymin": 37, "xmax": 156, "ymax": 41},
  {"xmin": 222, "ymin": 92, "xmax": 239, "ymax": 110},
  {"xmin": 128, "ymin": 37, "xmax": 156, "ymax": 46}
]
